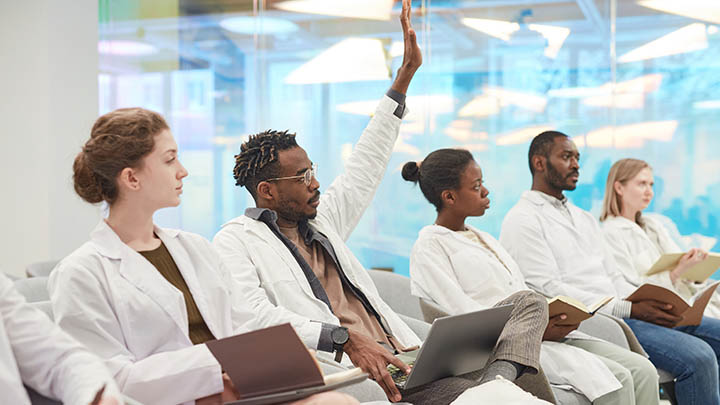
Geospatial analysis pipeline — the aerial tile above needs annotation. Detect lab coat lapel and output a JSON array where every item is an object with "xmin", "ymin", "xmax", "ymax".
[
  {"xmin": 90, "ymin": 221, "xmax": 190, "ymax": 339},
  {"xmin": 246, "ymin": 219, "xmax": 317, "ymax": 300},
  {"xmin": 156, "ymin": 227, "xmax": 222, "ymax": 339}
]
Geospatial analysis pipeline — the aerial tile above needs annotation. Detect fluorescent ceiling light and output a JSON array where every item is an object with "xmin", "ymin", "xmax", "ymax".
[
  {"xmin": 336, "ymin": 95, "xmax": 455, "ymax": 121},
  {"xmin": 461, "ymin": 18, "xmax": 570, "ymax": 59},
  {"xmin": 275, "ymin": 0, "xmax": 394, "ymax": 21},
  {"xmin": 390, "ymin": 41, "xmax": 404, "ymax": 58},
  {"xmin": 485, "ymin": 86, "xmax": 548, "ymax": 113},
  {"xmin": 551, "ymin": 74, "xmax": 663, "ymax": 99},
  {"xmin": 393, "ymin": 135, "xmax": 421, "ymax": 155},
  {"xmin": 458, "ymin": 95, "xmax": 502, "ymax": 118},
  {"xmin": 573, "ymin": 120, "xmax": 678, "ymax": 148},
  {"xmin": 618, "ymin": 23, "xmax": 708, "ymax": 63},
  {"xmin": 527, "ymin": 24, "xmax": 571, "ymax": 59},
  {"xmin": 461, "ymin": 18, "xmax": 519, "ymax": 41},
  {"xmin": 286, "ymin": 38, "xmax": 389, "ymax": 84},
  {"xmin": 459, "ymin": 143, "xmax": 489, "ymax": 152},
  {"xmin": 98, "ymin": 40, "xmax": 157, "ymax": 56},
  {"xmin": 550, "ymin": 74, "xmax": 663, "ymax": 109},
  {"xmin": 220, "ymin": 16, "xmax": 299, "ymax": 35},
  {"xmin": 638, "ymin": 0, "xmax": 720, "ymax": 25},
  {"xmin": 496, "ymin": 125, "xmax": 555, "ymax": 146},
  {"xmin": 694, "ymin": 100, "xmax": 720, "ymax": 110}
]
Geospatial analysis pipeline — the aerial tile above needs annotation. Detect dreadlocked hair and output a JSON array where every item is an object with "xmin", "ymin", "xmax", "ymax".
[{"xmin": 233, "ymin": 129, "xmax": 298, "ymax": 198}]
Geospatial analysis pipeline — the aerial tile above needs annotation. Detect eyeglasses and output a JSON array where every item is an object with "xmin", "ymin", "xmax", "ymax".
[{"xmin": 266, "ymin": 164, "xmax": 317, "ymax": 186}]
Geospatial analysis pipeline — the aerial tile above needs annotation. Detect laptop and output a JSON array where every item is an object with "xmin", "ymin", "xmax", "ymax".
[{"xmin": 388, "ymin": 304, "xmax": 514, "ymax": 390}]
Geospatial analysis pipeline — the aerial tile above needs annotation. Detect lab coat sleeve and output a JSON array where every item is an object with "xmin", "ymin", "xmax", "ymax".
[
  {"xmin": 49, "ymin": 262, "xmax": 223, "ymax": 405},
  {"xmin": 410, "ymin": 238, "xmax": 486, "ymax": 315},
  {"xmin": 213, "ymin": 227, "xmax": 326, "ymax": 350},
  {"xmin": 601, "ymin": 226, "xmax": 674, "ymax": 291},
  {"xmin": 0, "ymin": 275, "xmax": 122, "ymax": 405},
  {"xmin": 315, "ymin": 94, "xmax": 404, "ymax": 241},
  {"xmin": 500, "ymin": 211, "xmax": 612, "ymax": 306}
]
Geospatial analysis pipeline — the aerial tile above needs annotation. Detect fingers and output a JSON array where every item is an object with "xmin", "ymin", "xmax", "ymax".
[
  {"xmin": 548, "ymin": 313, "xmax": 568, "ymax": 325},
  {"xmin": 386, "ymin": 353, "xmax": 411, "ymax": 374},
  {"xmin": 400, "ymin": 0, "xmax": 410, "ymax": 36}
]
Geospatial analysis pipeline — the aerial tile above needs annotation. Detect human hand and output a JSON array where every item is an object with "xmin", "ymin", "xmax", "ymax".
[
  {"xmin": 671, "ymin": 249, "xmax": 708, "ymax": 283},
  {"xmin": 391, "ymin": 0, "xmax": 422, "ymax": 94},
  {"xmin": 542, "ymin": 314, "xmax": 579, "ymax": 341},
  {"xmin": 196, "ymin": 373, "xmax": 239, "ymax": 405},
  {"xmin": 344, "ymin": 330, "xmax": 409, "ymax": 402},
  {"xmin": 631, "ymin": 299, "xmax": 683, "ymax": 327}
]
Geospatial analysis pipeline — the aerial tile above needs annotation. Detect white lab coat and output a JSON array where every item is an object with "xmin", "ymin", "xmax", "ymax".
[
  {"xmin": 214, "ymin": 95, "xmax": 422, "ymax": 363},
  {"xmin": 49, "ymin": 220, "xmax": 258, "ymax": 405},
  {"xmin": 410, "ymin": 224, "xmax": 621, "ymax": 401},
  {"xmin": 602, "ymin": 215, "xmax": 720, "ymax": 318},
  {"xmin": 499, "ymin": 191, "xmax": 636, "ymax": 314},
  {"xmin": 0, "ymin": 273, "xmax": 122, "ymax": 405}
]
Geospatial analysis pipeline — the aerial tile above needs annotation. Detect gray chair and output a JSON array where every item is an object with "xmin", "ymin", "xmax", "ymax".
[
  {"xmin": 26, "ymin": 260, "xmax": 59, "ymax": 278},
  {"xmin": 13, "ymin": 277, "xmax": 50, "ymax": 303}
]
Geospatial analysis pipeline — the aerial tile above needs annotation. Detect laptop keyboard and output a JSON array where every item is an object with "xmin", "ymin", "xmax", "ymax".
[
  {"xmin": 387, "ymin": 350, "xmax": 419, "ymax": 389},
  {"xmin": 388, "ymin": 361, "xmax": 415, "ymax": 388}
]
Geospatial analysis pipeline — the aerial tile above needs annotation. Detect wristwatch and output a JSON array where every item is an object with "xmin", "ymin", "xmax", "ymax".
[{"xmin": 331, "ymin": 326, "xmax": 350, "ymax": 362}]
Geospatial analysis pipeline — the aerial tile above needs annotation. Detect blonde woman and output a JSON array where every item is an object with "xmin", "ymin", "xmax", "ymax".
[{"xmin": 600, "ymin": 158, "xmax": 720, "ymax": 318}]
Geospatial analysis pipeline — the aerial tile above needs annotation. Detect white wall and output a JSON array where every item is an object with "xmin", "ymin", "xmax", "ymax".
[{"xmin": 0, "ymin": 1, "xmax": 101, "ymax": 277}]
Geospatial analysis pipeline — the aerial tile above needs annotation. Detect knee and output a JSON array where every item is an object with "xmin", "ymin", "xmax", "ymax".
[
  {"xmin": 682, "ymin": 340, "xmax": 719, "ymax": 375},
  {"xmin": 507, "ymin": 290, "xmax": 548, "ymax": 318},
  {"xmin": 630, "ymin": 353, "xmax": 660, "ymax": 386},
  {"xmin": 612, "ymin": 364, "xmax": 634, "ymax": 387}
]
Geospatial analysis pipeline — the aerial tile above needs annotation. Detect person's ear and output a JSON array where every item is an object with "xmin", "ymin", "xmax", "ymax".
[
  {"xmin": 256, "ymin": 181, "xmax": 274, "ymax": 201},
  {"xmin": 117, "ymin": 167, "xmax": 140, "ymax": 191},
  {"xmin": 441, "ymin": 189, "xmax": 456, "ymax": 206},
  {"xmin": 532, "ymin": 155, "xmax": 546, "ymax": 174},
  {"xmin": 613, "ymin": 180, "xmax": 624, "ymax": 197}
]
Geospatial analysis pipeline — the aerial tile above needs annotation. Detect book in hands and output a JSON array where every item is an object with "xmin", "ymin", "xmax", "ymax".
[
  {"xmin": 547, "ymin": 296, "xmax": 613, "ymax": 325},
  {"xmin": 645, "ymin": 252, "xmax": 720, "ymax": 282},
  {"xmin": 205, "ymin": 323, "xmax": 367, "ymax": 405},
  {"xmin": 625, "ymin": 281, "xmax": 720, "ymax": 326}
]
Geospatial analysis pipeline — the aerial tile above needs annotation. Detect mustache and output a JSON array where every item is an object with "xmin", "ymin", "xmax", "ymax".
[
  {"xmin": 566, "ymin": 170, "xmax": 579, "ymax": 179},
  {"xmin": 308, "ymin": 191, "xmax": 321, "ymax": 203}
]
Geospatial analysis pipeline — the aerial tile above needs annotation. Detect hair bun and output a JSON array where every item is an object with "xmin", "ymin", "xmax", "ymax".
[
  {"xmin": 72, "ymin": 150, "xmax": 105, "ymax": 204},
  {"xmin": 401, "ymin": 161, "xmax": 420, "ymax": 183}
]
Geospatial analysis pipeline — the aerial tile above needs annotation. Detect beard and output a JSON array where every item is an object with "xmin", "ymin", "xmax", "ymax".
[
  {"xmin": 275, "ymin": 192, "xmax": 319, "ymax": 223},
  {"xmin": 547, "ymin": 162, "xmax": 578, "ymax": 191}
]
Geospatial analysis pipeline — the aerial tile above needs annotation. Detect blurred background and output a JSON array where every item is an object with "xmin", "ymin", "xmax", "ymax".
[{"xmin": 98, "ymin": 0, "xmax": 720, "ymax": 276}]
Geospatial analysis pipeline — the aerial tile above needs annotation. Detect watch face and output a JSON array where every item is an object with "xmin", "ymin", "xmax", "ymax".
[{"xmin": 332, "ymin": 327, "xmax": 349, "ymax": 344}]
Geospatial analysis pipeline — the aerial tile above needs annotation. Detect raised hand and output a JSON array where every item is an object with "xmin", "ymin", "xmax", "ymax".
[
  {"xmin": 542, "ymin": 313, "xmax": 579, "ymax": 341},
  {"xmin": 344, "ymin": 330, "xmax": 410, "ymax": 402},
  {"xmin": 391, "ymin": 0, "xmax": 423, "ymax": 94}
]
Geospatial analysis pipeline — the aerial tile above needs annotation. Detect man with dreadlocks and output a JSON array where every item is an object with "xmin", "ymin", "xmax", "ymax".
[{"xmin": 214, "ymin": 1, "xmax": 550, "ymax": 404}]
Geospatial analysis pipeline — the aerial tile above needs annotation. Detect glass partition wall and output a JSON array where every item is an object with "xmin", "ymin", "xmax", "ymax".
[{"xmin": 98, "ymin": 0, "xmax": 720, "ymax": 276}]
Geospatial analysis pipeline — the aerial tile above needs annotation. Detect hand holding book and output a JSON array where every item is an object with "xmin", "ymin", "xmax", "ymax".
[
  {"xmin": 626, "ymin": 281, "xmax": 720, "ymax": 327},
  {"xmin": 646, "ymin": 251, "xmax": 720, "ymax": 283}
]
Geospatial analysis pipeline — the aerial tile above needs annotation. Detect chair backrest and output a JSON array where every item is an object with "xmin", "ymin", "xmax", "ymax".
[
  {"xmin": 13, "ymin": 277, "xmax": 50, "ymax": 303},
  {"xmin": 25, "ymin": 260, "xmax": 59, "ymax": 278},
  {"xmin": 419, "ymin": 297, "xmax": 450, "ymax": 323},
  {"xmin": 367, "ymin": 270, "xmax": 424, "ymax": 320}
]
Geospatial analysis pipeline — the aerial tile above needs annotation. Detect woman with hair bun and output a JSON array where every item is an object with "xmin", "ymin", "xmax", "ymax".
[
  {"xmin": 404, "ymin": 149, "xmax": 660, "ymax": 405},
  {"xmin": 50, "ymin": 108, "xmax": 358, "ymax": 405}
]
